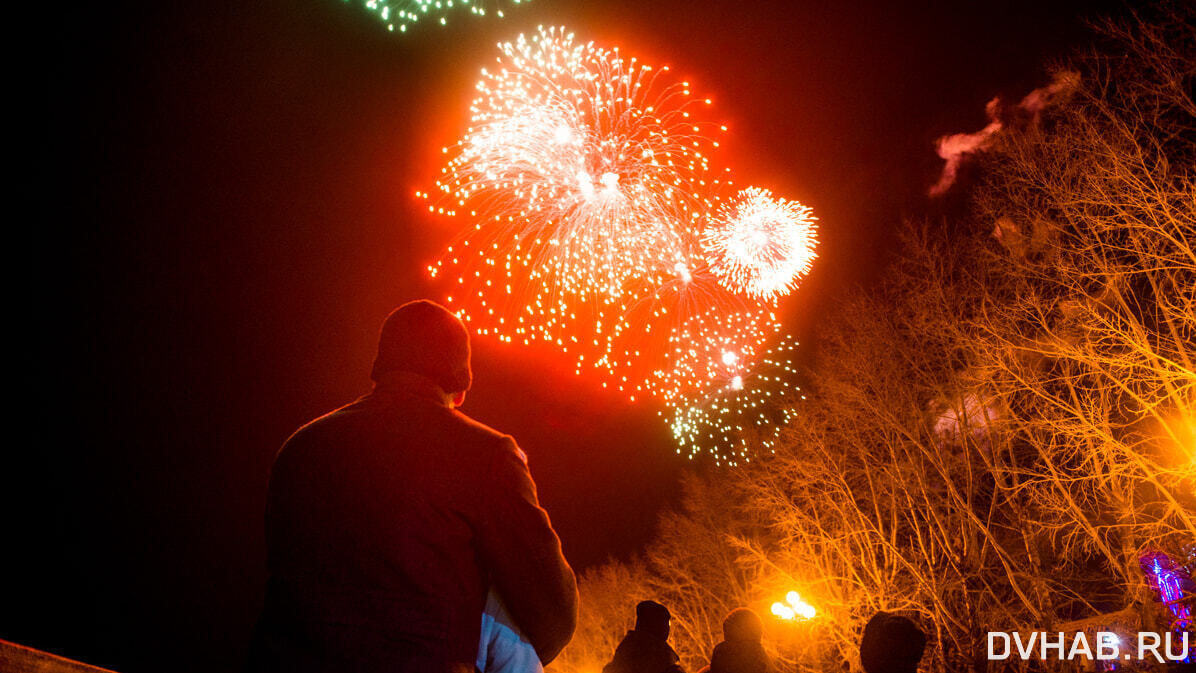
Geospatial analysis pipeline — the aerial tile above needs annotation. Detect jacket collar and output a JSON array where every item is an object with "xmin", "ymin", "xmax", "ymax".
[{"xmin": 369, "ymin": 370, "xmax": 453, "ymax": 407}]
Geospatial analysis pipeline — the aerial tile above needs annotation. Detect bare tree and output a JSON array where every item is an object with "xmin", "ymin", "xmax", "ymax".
[
  {"xmin": 966, "ymin": 0, "xmax": 1195, "ymax": 625},
  {"xmin": 551, "ymin": 9, "xmax": 1195, "ymax": 673}
]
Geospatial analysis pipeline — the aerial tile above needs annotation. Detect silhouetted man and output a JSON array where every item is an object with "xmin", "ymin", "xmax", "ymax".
[
  {"xmin": 603, "ymin": 601, "xmax": 684, "ymax": 673},
  {"xmin": 859, "ymin": 612, "xmax": 927, "ymax": 673},
  {"xmin": 706, "ymin": 608, "xmax": 770, "ymax": 673},
  {"xmin": 247, "ymin": 300, "xmax": 578, "ymax": 673}
]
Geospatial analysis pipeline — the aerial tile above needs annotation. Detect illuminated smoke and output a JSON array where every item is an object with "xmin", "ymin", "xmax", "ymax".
[
  {"xmin": 929, "ymin": 98, "xmax": 1002, "ymax": 197},
  {"xmin": 929, "ymin": 70, "xmax": 1079, "ymax": 196}
]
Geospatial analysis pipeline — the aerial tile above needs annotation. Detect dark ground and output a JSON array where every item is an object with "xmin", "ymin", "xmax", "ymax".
[{"xmin": 14, "ymin": 0, "xmax": 1127, "ymax": 670}]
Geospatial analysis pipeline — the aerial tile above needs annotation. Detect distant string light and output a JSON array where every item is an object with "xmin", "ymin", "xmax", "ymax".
[{"xmin": 1139, "ymin": 550, "xmax": 1195, "ymax": 664}]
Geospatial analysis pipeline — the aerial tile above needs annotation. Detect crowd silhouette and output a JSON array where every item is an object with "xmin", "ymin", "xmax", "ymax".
[{"xmin": 596, "ymin": 602, "xmax": 925, "ymax": 673}]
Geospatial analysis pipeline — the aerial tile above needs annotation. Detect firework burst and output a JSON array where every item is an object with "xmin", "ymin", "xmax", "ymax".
[
  {"xmin": 702, "ymin": 187, "xmax": 818, "ymax": 301},
  {"xmin": 646, "ymin": 302, "xmax": 782, "ymax": 405},
  {"xmin": 426, "ymin": 26, "xmax": 737, "ymax": 398},
  {"xmin": 423, "ymin": 27, "xmax": 818, "ymax": 461},
  {"xmin": 347, "ymin": 0, "xmax": 529, "ymax": 33},
  {"xmin": 667, "ymin": 335, "xmax": 803, "ymax": 465}
]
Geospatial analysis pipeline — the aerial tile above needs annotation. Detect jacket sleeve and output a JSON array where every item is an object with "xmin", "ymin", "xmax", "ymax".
[{"xmin": 476, "ymin": 438, "xmax": 579, "ymax": 665}]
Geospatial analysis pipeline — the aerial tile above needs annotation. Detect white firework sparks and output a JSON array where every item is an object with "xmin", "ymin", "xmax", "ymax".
[{"xmin": 702, "ymin": 187, "xmax": 818, "ymax": 301}]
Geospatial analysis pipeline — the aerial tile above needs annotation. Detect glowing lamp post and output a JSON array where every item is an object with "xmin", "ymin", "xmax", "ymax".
[{"xmin": 771, "ymin": 591, "xmax": 816, "ymax": 621}]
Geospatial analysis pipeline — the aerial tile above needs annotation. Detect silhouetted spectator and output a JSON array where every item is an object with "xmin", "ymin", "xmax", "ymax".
[
  {"xmin": 247, "ymin": 300, "xmax": 578, "ymax": 673},
  {"xmin": 603, "ymin": 600, "xmax": 685, "ymax": 673},
  {"xmin": 707, "ymin": 608, "xmax": 770, "ymax": 673},
  {"xmin": 859, "ymin": 612, "xmax": 927, "ymax": 673}
]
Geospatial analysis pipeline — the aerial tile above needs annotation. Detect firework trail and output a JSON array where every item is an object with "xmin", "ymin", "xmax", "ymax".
[
  {"xmin": 425, "ymin": 27, "xmax": 818, "ymax": 459},
  {"xmin": 346, "ymin": 0, "xmax": 530, "ymax": 33}
]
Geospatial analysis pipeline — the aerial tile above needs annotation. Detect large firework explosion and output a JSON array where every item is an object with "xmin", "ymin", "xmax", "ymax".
[
  {"xmin": 425, "ymin": 26, "xmax": 737, "ymax": 398},
  {"xmin": 347, "ymin": 0, "xmax": 530, "ymax": 33},
  {"xmin": 424, "ymin": 27, "xmax": 817, "ymax": 459}
]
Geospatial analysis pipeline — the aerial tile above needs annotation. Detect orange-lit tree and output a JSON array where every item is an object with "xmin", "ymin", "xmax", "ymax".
[
  {"xmin": 550, "ymin": 8, "xmax": 1194, "ymax": 673},
  {"xmin": 958, "ymin": 1, "xmax": 1196, "ymax": 655},
  {"xmin": 551, "ymin": 473, "xmax": 769, "ymax": 673}
]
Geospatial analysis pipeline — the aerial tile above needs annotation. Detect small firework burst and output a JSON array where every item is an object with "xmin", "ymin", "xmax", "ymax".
[
  {"xmin": 347, "ymin": 0, "xmax": 530, "ymax": 33},
  {"xmin": 647, "ymin": 303, "xmax": 783, "ymax": 406},
  {"xmin": 667, "ymin": 335, "xmax": 803, "ymax": 465},
  {"xmin": 702, "ymin": 187, "xmax": 818, "ymax": 301}
]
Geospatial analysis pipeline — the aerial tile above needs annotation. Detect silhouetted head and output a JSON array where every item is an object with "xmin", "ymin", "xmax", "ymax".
[
  {"xmin": 371, "ymin": 300, "xmax": 472, "ymax": 399},
  {"xmin": 722, "ymin": 608, "xmax": 764, "ymax": 643},
  {"xmin": 635, "ymin": 600, "xmax": 671, "ymax": 641},
  {"xmin": 859, "ymin": 612, "xmax": 926, "ymax": 673}
]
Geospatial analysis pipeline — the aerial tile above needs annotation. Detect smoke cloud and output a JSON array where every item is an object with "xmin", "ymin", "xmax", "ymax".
[{"xmin": 929, "ymin": 70, "xmax": 1079, "ymax": 196}]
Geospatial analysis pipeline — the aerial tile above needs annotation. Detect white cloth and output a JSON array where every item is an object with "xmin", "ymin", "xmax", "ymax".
[{"xmin": 477, "ymin": 590, "xmax": 543, "ymax": 673}]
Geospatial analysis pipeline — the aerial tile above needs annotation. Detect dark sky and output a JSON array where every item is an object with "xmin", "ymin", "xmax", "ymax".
[{"xmin": 16, "ymin": 0, "xmax": 1125, "ymax": 670}]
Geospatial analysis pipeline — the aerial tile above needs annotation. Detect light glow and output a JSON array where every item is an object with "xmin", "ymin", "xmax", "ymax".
[
  {"xmin": 772, "ymin": 589, "xmax": 816, "ymax": 621},
  {"xmin": 425, "ymin": 26, "xmax": 740, "ymax": 401}
]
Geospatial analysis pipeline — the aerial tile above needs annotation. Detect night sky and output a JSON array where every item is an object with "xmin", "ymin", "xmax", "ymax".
[{"xmin": 16, "ymin": 0, "xmax": 1127, "ymax": 670}]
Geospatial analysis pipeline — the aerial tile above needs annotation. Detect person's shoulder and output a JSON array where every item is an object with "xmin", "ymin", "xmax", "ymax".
[
  {"xmin": 274, "ymin": 397, "xmax": 377, "ymax": 459},
  {"xmin": 284, "ymin": 400, "xmax": 359, "ymax": 440},
  {"xmin": 606, "ymin": 631, "xmax": 636, "ymax": 664},
  {"xmin": 664, "ymin": 641, "xmax": 681, "ymax": 662},
  {"xmin": 448, "ymin": 408, "xmax": 526, "ymax": 461},
  {"xmin": 707, "ymin": 641, "xmax": 730, "ymax": 671}
]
